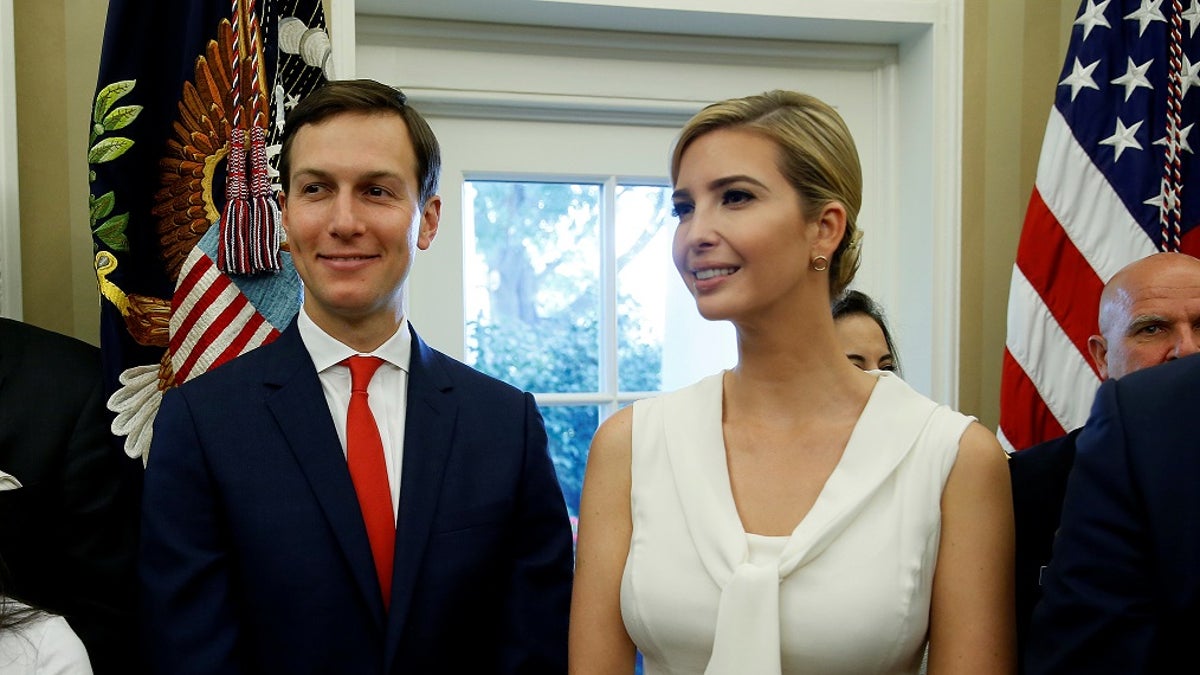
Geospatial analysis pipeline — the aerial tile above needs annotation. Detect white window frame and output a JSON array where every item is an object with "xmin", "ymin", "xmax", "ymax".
[
  {"xmin": 0, "ymin": 0, "xmax": 21, "ymax": 319},
  {"xmin": 461, "ymin": 173, "xmax": 710, "ymax": 418},
  {"xmin": 342, "ymin": 0, "xmax": 963, "ymax": 405}
]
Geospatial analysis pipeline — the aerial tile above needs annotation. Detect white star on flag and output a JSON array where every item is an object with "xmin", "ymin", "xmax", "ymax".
[
  {"xmin": 1181, "ymin": 54, "xmax": 1200, "ymax": 98},
  {"xmin": 1154, "ymin": 123, "xmax": 1196, "ymax": 153},
  {"xmin": 1111, "ymin": 57, "xmax": 1154, "ymax": 100},
  {"xmin": 1183, "ymin": 0, "xmax": 1200, "ymax": 36},
  {"xmin": 1076, "ymin": 0, "xmax": 1113, "ymax": 39},
  {"xmin": 1125, "ymin": 0, "xmax": 1167, "ymax": 36},
  {"xmin": 1100, "ymin": 117, "xmax": 1144, "ymax": 161},
  {"xmin": 1144, "ymin": 182, "xmax": 1181, "ymax": 211},
  {"xmin": 1059, "ymin": 57, "xmax": 1101, "ymax": 100}
]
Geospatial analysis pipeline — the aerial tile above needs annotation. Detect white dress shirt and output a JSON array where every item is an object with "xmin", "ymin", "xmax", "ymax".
[
  {"xmin": 297, "ymin": 310, "xmax": 410, "ymax": 518},
  {"xmin": 0, "ymin": 601, "xmax": 93, "ymax": 674}
]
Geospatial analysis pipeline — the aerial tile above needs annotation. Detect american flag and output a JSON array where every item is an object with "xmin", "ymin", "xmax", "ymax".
[
  {"xmin": 89, "ymin": 0, "xmax": 328, "ymax": 464},
  {"xmin": 999, "ymin": 0, "xmax": 1200, "ymax": 452}
]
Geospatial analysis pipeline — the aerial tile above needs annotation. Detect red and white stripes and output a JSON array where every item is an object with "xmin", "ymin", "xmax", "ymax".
[{"xmin": 999, "ymin": 107, "xmax": 1157, "ymax": 452}]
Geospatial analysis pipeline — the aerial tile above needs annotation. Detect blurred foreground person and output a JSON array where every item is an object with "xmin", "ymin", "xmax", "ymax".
[
  {"xmin": 0, "ymin": 318, "xmax": 139, "ymax": 674},
  {"xmin": 1027, "ymin": 352, "xmax": 1200, "ymax": 673}
]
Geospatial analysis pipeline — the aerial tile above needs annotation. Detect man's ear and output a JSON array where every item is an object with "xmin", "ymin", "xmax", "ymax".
[
  {"xmin": 418, "ymin": 195, "xmax": 441, "ymax": 250},
  {"xmin": 1087, "ymin": 334, "xmax": 1110, "ymax": 380},
  {"xmin": 278, "ymin": 191, "xmax": 290, "ymax": 236}
]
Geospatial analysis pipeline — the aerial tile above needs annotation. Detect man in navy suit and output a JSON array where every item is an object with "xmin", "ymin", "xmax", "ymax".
[
  {"xmin": 1026, "ymin": 351, "xmax": 1200, "ymax": 673},
  {"xmin": 1009, "ymin": 251, "xmax": 1200, "ymax": 668},
  {"xmin": 139, "ymin": 79, "xmax": 574, "ymax": 674},
  {"xmin": 0, "ymin": 318, "xmax": 141, "ymax": 674}
]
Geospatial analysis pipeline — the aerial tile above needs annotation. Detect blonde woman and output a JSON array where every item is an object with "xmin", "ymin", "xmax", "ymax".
[{"xmin": 569, "ymin": 91, "xmax": 1014, "ymax": 674}]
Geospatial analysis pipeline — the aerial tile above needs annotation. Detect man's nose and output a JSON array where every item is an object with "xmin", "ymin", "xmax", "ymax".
[
  {"xmin": 329, "ymin": 193, "xmax": 362, "ymax": 236},
  {"xmin": 1171, "ymin": 328, "xmax": 1200, "ymax": 359}
]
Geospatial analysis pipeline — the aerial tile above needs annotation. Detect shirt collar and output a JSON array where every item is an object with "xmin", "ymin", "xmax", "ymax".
[{"xmin": 297, "ymin": 309, "xmax": 412, "ymax": 374}]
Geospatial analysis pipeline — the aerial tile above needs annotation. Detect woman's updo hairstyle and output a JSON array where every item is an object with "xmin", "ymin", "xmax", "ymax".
[{"xmin": 670, "ymin": 90, "xmax": 863, "ymax": 298}]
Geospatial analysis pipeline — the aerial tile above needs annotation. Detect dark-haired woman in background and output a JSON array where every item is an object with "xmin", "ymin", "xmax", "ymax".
[{"xmin": 833, "ymin": 289, "xmax": 899, "ymax": 374}]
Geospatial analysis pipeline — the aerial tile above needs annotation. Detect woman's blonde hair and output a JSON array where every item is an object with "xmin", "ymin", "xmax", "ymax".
[{"xmin": 670, "ymin": 90, "xmax": 863, "ymax": 298}]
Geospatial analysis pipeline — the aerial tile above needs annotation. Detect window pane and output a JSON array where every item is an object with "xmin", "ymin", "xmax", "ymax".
[
  {"xmin": 465, "ymin": 180, "xmax": 601, "ymax": 393},
  {"xmin": 616, "ymin": 185, "xmax": 673, "ymax": 392},
  {"xmin": 539, "ymin": 404, "xmax": 599, "ymax": 531}
]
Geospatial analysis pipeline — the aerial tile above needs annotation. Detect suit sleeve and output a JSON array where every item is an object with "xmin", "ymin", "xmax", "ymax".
[
  {"xmin": 497, "ymin": 392, "xmax": 574, "ymax": 674},
  {"xmin": 57, "ymin": 370, "xmax": 140, "ymax": 674},
  {"xmin": 1025, "ymin": 379, "xmax": 1157, "ymax": 674},
  {"xmin": 139, "ymin": 388, "xmax": 246, "ymax": 675}
]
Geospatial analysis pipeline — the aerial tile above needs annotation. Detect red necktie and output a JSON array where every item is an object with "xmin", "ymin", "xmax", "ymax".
[{"xmin": 343, "ymin": 356, "xmax": 395, "ymax": 608}]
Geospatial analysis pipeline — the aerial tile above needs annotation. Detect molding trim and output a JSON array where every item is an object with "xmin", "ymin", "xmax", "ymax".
[
  {"xmin": 358, "ymin": 16, "xmax": 898, "ymax": 69},
  {"xmin": 330, "ymin": 0, "xmax": 357, "ymax": 78},
  {"xmin": 358, "ymin": 16, "xmax": 898, "ymax": 126},
  {"xmin": 930, "ymin": 0, "xmax": 963, "ymax": 407},
  {"xmin": 0, "ymin": 0, "xmax": 20, "ymax": 319},
  {"xmin": 393, "ymin": 88, "xmax": 699, "ymax": 126}
]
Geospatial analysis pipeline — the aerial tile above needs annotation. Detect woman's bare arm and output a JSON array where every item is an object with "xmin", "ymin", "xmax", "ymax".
[{"xmin": 569, "ymin": 407, "xmax": 638, "ymax": 674}]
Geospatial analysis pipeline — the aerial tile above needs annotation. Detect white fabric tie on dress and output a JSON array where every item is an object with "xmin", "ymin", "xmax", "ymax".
[
  {"xmin": 660, "ymin": 372, "xmax": 939, "ymax": 675},
  {"xmin": 705, "ymin": 558, "xmax": 782, "ymax": 673}
]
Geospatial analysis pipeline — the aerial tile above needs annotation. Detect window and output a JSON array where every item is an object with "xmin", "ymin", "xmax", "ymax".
[
  {"xmin": 364, "ymin": 5, "xmax": 964, "ymax": 429},
  {"xmin": 463, "ymin": 178, "xmax": 734, "ymax": 524},
  {"xmin": 366, "ymin": 19, "xmax": 956, "ymax": 521}
]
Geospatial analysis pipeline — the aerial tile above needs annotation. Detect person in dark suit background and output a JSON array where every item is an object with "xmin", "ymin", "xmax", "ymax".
[
  {"xmin": 0, "ymin": 317, "xmax": 140, "ymax": 674},
  {"xmin": 1025, "ymin": 351, "xmax": 1200, "ymax": 673},
  {"xmin": 1009, "ymin": 251, "xmax": 1200, "ymax": 667},
  {"xmin": 138, "ymin": 79, "xmax": 574, "ymax": 674}
]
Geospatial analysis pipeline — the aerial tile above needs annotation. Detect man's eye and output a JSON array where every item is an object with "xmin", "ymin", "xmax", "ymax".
[{"xmin": 367, "ymin": 187, "xmax": 389, "ymax": 197}]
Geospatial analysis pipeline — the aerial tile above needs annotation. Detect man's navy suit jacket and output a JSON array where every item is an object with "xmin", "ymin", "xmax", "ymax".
[
  {"xmin": 139, "ymin": 321, "xmax": 574, "ymax": 674},
  {"xmin": 1009, "ymin": 426, "xmax": 1081, "ymax": 670},
  {"xmin": 1027, "ymin": 353, "xmax": 1200, "ymax": 674},
  {"xmin": 0, "ymin": 318, "xmax": 141, "ymax": 674}
]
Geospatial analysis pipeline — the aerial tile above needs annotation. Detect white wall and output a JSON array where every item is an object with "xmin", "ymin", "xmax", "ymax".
[{"xmin": 345, "ymin": 0, "xmax": 963, "ymax": 403}]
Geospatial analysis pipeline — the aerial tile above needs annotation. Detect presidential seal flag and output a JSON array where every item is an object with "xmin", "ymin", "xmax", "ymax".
[
  {"xmin": 89, "ymin": 0, "xmax": 331, "ymax": 464},
  {"xmin": 1000, "ymin": 0, "xmax": 1200, "ymax": 453}
]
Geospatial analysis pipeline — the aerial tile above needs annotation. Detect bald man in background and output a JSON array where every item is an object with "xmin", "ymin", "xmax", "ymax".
[{"xmin": 1009, "ymin": 251, "xmax": 1200, "ymax": 668}]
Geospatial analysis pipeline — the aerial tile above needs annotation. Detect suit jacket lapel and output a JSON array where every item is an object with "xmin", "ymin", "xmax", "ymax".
[
  {"xmin": 0, "ymin": 321, "xmax": 20, "ymax": 405},
  {"xmin": 385, "ymin": 325, "xmax": 456, "ymax": 667},
  {"xmin": 0, "ymin": 322, "xmax": 24, "ymax": 469},
  {"xmin": 263, "ymin": 322, "xmax": 387, "ymax": 622}
]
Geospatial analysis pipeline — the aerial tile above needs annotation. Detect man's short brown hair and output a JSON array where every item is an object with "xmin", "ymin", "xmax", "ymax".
[{"xmin": 278, "ymin": 79, "xmax": 441, "ymax": 204}]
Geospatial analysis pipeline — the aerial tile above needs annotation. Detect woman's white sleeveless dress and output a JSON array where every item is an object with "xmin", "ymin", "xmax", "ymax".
[{"xmin": 620, "ymin": 372, "xmax": 971, "ymax": 674}]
